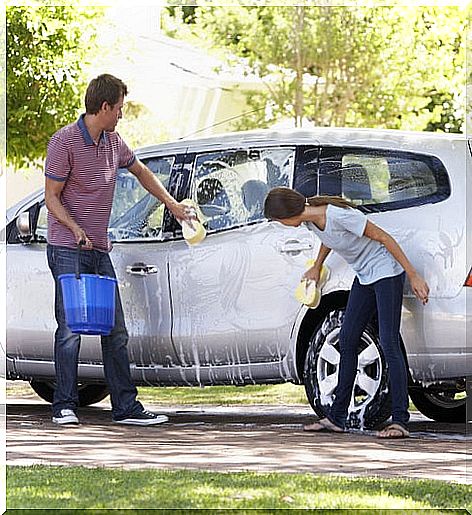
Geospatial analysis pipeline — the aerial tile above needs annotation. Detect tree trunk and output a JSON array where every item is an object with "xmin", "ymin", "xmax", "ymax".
[{"xmin": 294, "ymin": 6, "xmax": 305, "ymax": 127}]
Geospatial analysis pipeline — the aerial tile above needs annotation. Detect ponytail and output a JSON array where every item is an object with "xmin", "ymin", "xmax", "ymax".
[
  {"xmin": 305, "ymin": 195, "xmax": 355, "ymax": 209},
  {"xmin": 264, "ymin": 187, "xmax": 354, "ymax": 220}
]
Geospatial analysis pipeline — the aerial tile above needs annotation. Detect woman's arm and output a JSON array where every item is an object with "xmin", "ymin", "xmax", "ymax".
[
  {"xmin": 364, "ymin": 220, "xmax": 429, "ymax": 304},
  {"xmin": 304, "ymin": 243, "xmax": 332, "ymax": 282}
]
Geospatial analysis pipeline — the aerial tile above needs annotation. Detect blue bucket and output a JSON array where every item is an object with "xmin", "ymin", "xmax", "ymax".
[{"xmin": 59, "ymin": 273, "xmax": 117, "ymax": 335}]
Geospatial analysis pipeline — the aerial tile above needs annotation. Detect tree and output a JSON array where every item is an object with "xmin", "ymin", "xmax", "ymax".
[
  {"xmin": 7, "ymin": 4, "xmax": 104, "ymax": 167},
  {"xmin": 163, "ymin": 4, "xmax": 465, "ymax": 133}
]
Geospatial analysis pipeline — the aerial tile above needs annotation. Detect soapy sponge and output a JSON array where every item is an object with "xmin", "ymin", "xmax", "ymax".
[
  {"xmin": 294, "ymin": 261, "xmax": 330, "ymax": 309},
  {"xmin": 180, "ymin": 199, "xmax": 207, "ymax": 245}
]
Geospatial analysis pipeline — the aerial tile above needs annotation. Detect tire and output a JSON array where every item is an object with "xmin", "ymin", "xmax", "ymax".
[
  {"xmin": 303, "ymin": 308, "xmax": 391, "ymax": 430},
  {"xmin": 409, "ymin": 384, "xmax": 466, "ymax": 423},
  {"xmin": 29, "ymin": 380, "xmax": 109, "ymax": 406}
]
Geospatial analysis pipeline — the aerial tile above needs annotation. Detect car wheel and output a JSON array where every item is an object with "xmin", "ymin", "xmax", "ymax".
[
  {"xmin": 409, "ymin": 384, "xmax": 466, "ymax": 423},
  {"xmin": 303, "ymin": 308, "xmax": 391, "ymax": 429},
  {"xmin": 29, "ymin": 380, "xmax": 109, "ymax": 406}
]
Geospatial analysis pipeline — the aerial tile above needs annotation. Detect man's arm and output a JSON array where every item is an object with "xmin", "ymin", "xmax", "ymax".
[
  {"xmin": 45, "ymin": 177, "xmax": 93, "ymax": 248},
  {"xmin": 128, "ymin": 159, "xmax": 189, "ymax": 222}
]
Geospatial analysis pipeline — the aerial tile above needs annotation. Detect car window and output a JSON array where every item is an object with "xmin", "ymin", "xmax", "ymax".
[
  {"xmin": 292, "ymin": 147, "xmax": 319, "ymax": 198},
  {"xmin": 317, "ymin": 148, "xmax": 450, "ymax": 211},
  {"xmin": 191, "ymin": 147, "xmax": 294, "ymax": 231},
  {"xmin": 108, "ymin": 156, "xmax": 174, "ymax": 240}
]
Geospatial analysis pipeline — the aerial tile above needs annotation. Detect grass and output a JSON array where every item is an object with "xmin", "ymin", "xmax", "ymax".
[
  {"xmin": 6, "ymin": 380, "xmax": 309, "ymax": 405},
  {"xmin": 136, "ymin": 383, "xmax": 420, "ymax": 412},
  {"xmin": 6, "ymin": 382, "xmax": 36, "ymax": 397},
  {"xmin": 7, "ymin": 465, "xmax": 470, "ymax": 511},
  {"xmin": 136, "ymin": 382, "xmax": 309, "ymax": 405},
  {"xmin": 8, "ymin": 380, "xmax": 420, "ymax": 411}
]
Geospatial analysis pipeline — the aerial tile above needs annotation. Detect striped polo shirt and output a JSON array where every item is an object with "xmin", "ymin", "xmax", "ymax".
[{"xmin": 45, "ymin": 114, "xmax": 136, "ymax": 252}]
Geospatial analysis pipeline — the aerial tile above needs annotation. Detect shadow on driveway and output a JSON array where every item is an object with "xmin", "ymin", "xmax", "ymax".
[{"xmin": 7, "ymin": 398, "xmax": 470, "ymax": 484}]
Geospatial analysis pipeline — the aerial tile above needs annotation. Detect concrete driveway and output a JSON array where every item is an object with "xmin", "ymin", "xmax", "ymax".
[{"xmin": 7, "ymin": 396, "xmax": 470, "ymax": 484}]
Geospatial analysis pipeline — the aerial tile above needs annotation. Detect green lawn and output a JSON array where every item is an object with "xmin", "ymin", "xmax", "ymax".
[
  {"xmin": 7, "ymin": 466, "xmax": 470, "ymax": 511},
  {"xmin": 6, "ymin": 381, "xmax": 309, "ymax": 405},
  {"xmin": 136, "ymin": 382, "xmax": 309, "ymax": 405},
  {"xmin": 8, "ymin": 380, "xmax": 420, "ymax": 411},
  {"xmin": 136, "ymin": 383, "xmax": 420, "ymax": 412}
]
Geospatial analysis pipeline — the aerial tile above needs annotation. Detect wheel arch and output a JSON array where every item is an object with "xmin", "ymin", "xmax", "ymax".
[
  {"xmin": 295, "ymin": 289, "xmax": 411, "ymax": 383},
  {"xmin": 295, "ymin": 290, "xmax": 349, "ymax": 381},
  {"xmin": 29, "ymin": 379, "xmax": 109, "ymax": 406}
]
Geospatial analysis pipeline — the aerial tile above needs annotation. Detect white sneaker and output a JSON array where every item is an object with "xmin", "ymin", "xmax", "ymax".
[{"xmin": 52, "ymin": 409, "xmax": 79, "ymax": 425}]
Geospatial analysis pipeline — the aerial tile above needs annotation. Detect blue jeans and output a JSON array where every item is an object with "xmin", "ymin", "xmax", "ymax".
[
  {"xmin": 47, "ymin": 244, "xmax": 143, "ymax": 419},
  {"xmin": 328, "ymin": 272, "xmax": 409, "ymax": 429}
]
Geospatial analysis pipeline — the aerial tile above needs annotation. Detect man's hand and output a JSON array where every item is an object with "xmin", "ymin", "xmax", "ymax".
[
  {"xmin": 168, "ymin": 201, "xmax": 196, "ymax": 224},
  {"xmin": 73, "ymin": 227, "xmax": 93, "ymax": 249}
]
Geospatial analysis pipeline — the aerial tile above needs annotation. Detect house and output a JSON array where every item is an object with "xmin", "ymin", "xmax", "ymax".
[{"xmin": 7, "ymin": 5, "xmax": 264, "ymax": 207}]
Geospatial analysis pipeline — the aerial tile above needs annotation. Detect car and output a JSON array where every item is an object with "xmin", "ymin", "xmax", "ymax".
[{"xmin": 5, "ymin": 127, "xmax": 470, "ymax": 427}]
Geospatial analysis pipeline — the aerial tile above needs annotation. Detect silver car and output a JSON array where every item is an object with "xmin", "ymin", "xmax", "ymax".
[{"xmin": 6, "ymin": 128, "xmax": 470, "ymax": 427}]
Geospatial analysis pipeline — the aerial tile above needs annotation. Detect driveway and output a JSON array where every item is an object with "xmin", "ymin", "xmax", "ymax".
[{"xmin": 7, "ymin": 395, "xmax": 470, "ymax": 484}]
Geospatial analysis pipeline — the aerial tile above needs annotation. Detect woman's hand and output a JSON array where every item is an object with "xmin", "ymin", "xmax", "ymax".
[
  {"xmin": 409, "ymin": 272, "xmax": 430, "ymax": 305},
  {"xmin": 303, "ymin": 265, "xmax": 321, "ymax": 283},
  {"xmin": 364, "ymin": 221, "xmax": 430, "ymax": 305}
]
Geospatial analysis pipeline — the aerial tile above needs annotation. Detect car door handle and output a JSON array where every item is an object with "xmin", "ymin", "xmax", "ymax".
[
  {"xmin": 126, "ymin": 263, "xmax": 158, "ymax": 276},
  {"xmin": 278, "ymin": 240, "xmax": 313, "ymax": 254}
]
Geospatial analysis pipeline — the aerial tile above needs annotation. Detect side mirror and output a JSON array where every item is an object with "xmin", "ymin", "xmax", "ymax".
[{"xmin": 16, "ymin": 212, "xmax": 32, "ymax": 241}]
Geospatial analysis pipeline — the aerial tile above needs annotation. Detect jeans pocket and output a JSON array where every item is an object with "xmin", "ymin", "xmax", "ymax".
[{"xmin": 51, "ymin": 247, "xmax": 80, "ymax": 277}]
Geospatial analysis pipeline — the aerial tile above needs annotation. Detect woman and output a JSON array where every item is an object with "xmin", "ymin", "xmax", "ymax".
[{"xmin": 264, "ymin": 187, "xmax": 429, "ymax": 438}]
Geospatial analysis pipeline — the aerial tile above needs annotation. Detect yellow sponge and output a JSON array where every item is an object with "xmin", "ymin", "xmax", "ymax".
[
  {"xmin": 294, "ymin": 263, "xmax": 330, "ymax": 309},
  {"xmin": 180, "ymin": 199, "xmax": 207, "ymax": 245}
]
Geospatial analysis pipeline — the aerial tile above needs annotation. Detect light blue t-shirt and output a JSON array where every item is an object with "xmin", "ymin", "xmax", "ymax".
[{"xmin": 307, "ymin": 205, "xmax": 403, "ymax": 285}]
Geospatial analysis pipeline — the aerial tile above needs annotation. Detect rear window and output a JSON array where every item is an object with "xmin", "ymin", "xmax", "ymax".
[{"xmin": 305, "ymin": 147, "xmax": 450, "ymax": 212}]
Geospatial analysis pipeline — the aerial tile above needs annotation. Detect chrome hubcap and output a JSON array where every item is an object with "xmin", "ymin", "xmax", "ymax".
[{"xmin": 316, "ymin": 328, "xmax": 383, "ymax": 412}]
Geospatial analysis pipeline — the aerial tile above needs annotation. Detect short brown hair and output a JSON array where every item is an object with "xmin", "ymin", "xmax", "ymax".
[{"xmin": 85, "ymin": 74, "xmax": 128, "ymax": 114}]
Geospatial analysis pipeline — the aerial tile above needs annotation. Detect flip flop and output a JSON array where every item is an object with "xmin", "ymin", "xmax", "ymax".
[
  {"xmin": 377, "ymin": 423, "xmax": 410, "ymax": 439},
  {"xmin": 304, "ymin": 418, "xmax": 344, "ymax": 433}
]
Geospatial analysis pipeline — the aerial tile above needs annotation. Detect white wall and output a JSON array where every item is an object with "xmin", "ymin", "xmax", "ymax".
[{"xmin": 7, "ymin": 167, "xmax": 43, "ymax": 208}]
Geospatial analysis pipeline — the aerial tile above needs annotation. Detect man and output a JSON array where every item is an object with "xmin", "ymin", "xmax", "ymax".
[{"xmin": 45, "ymin": 74, "xmax": 190, "ymax": 426}]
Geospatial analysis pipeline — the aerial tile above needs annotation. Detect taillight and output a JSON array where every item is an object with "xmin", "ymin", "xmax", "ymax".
[{"xmin": 465, "ymin": 269, "xmax": 472, "ymax": 287}]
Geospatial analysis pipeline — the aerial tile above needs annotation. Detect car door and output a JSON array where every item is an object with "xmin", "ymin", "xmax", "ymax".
[
  {"xmin": 7, "ymin": 197, "xmax": 111, "ymax": 365},
  {"xmin": 6, "ymin": 154, "xmax": 181, "ymax": 371},
  {"xmin": 167, "ymin": 145, "xmax": 319, "ymax": 369},
  {"xmin": 108, "ymin": 154, "xmax": 182, "ymax": 368},
  {"xmin": 6, "ymin": 199, "xmax": 56, "ymax": 362}
]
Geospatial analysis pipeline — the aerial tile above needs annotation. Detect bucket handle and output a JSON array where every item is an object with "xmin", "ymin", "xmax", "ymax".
[
  {"xmin": 76, "ymin": 240, "xmax": 100, "ymax": 278},
  {"xmin": 76, "ymin": 240, "xmax": 85, "ymax": 280}
]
